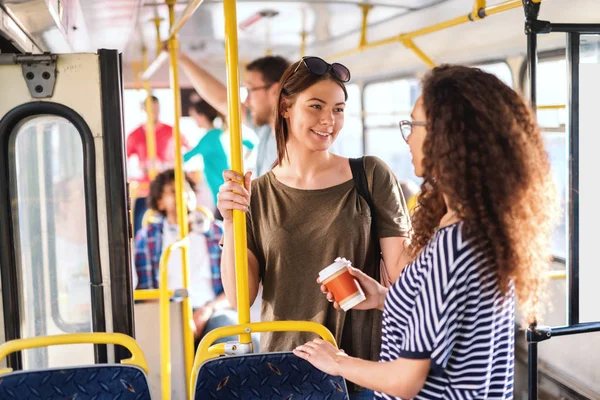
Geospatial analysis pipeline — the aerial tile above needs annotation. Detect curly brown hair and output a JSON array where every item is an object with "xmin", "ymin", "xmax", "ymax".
[{"xmin": 409, "ymin": 65, "xmax": 558, "ymax": 323}]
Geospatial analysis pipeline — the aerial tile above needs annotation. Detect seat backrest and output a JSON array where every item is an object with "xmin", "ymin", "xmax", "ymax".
[
  {"xmin": 0, "ymin": 364, "xmax": 151, "ymax": 399},
  {"xmin": 194, "ymin": 352, "xmax": 348, "ymax": 399}
]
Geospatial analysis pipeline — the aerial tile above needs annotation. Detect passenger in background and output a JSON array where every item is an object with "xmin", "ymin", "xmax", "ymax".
[
  {"xmin": 133, "ymin": 169, "xmax": 237, "ymax": 346},
  {"xmin": 184, "ymin": 99, "xmax": 255, "ymax": 219},
  {"xmin": 127, "ymin": 95, "xmax": 189, "ymax": 234},
  {"xmin": 126, "ymin": 96, "xmax": 189, "ymax": 183},
  {"xmin": 217, "ymin": 56, "xmax": 412, "ymax": 399},
  {"xmin": 179, "ymin": 53, "xmax": 289, "ymax": 176},
  {"xmin": 294, "ymin": 65, "xmax": 558, "ymax": 400}
]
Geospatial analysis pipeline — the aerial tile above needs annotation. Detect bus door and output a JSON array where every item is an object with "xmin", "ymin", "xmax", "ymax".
[
  {"xmin": 523, "ymin": 2, "xmax": 600, "ymax": 397},
  {"xmin": 0, "ymin": 51, "xmax": 134, "ymax": 371}
]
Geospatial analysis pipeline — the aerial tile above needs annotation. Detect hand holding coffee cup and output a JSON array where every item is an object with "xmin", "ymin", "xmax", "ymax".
[
  {"xmin": 318, "ymin": 259, "xmax": 389, "ymax": 311},
  {"xmin": 318, "ymin": 258, "xmax": 367, "ymax": 312}
]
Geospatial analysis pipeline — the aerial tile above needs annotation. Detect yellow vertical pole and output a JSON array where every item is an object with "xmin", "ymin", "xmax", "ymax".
[
  {"xmin": 142, "ymin": 47, "xmax": 158, "ymax": 181},
  {"xmin": 401, "ymin": 38, "xmax": 436, "ymax": 68},
  {"xmin": 154, "ymin": 17, "xmax": 163, "ymax": 56},
  {"xmin": 223, "ymin": 0, "xmax": 252, "ymax": 345},
  {"xmin": 300, "ymin": 9, "xmax": 307, "ymax": 57},
  {"xmin": 359, "ymin": 5, "xmax": 373, "ymax": 48},
  {"xmin": 472, "ymin": 0, "xmax": 486, "ymax": 19},
  {"xmin": 132, "ymin": 61, "xmax": 142, "ymax": 90},
  {"xmin": 166, "ymin": 0, "xmax": 194, "ymax": 397},
  {"xmin": 300, "ymin": 32, "xmax": 307, "ymax": 57},
  {"xmin": 265, "ymin": 18, "xmax": 272, "ymax": 56}
]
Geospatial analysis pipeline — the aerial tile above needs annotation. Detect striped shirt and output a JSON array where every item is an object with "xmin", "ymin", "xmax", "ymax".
[{"xmin": 377, "ymin": 222, "xmax": 515, "ymax": 400}]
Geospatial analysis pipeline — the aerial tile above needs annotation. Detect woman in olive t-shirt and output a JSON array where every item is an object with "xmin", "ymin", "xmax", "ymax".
[{"xmin": 216, "ymin": 56, "xmax": 412, "ymax": 397}]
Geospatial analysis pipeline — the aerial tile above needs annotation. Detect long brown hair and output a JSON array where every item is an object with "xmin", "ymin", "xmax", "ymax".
[
  {"xmin": 273, "ymin": 58, "xmax": 348, "ymax": 166},
  {"xmin": 409, "ymin": 65, "xmax": 558, "ymax": 323}
]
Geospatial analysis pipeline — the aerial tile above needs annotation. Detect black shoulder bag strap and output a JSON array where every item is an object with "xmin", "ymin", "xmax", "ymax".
[{"xmin": 349, "ymin": 157, "xmax": 383, "ymax": 265}]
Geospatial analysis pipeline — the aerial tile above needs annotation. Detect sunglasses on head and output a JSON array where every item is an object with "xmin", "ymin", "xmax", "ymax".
[{"xmin": 293, "ymin": 56, "xmax": 351, "ymax": 82}]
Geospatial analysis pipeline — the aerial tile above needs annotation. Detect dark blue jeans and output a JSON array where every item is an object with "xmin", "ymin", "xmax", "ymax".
[{"xmin": 349, "ymin": 389, "xmax": 374, "ymax": 399}]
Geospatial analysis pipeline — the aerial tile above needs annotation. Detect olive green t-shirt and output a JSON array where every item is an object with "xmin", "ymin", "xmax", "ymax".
[{"xmin": 247, "ymin": 156, "xmax": 410, "ymax": 388}]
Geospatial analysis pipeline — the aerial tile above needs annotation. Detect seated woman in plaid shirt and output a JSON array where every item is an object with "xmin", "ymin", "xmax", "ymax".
[{"xmin": 133, "ymin": 169, "xmax": 237, "ymax": 346}]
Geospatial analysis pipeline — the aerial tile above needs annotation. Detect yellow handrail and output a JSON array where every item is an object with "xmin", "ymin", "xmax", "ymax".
[
  {"xmin": 401, "ymin": 38, "xmax": 436, "ymax": 68},
  {"xmin": 548, "ymin": 270, "xmax": 566, "ymax": 280},
  {"xmin": 165, "ymin": 0, "xmax": 195, "ymax": 396},
  {"xmin": 0, "ymin": 333, "xmax": 149, "ymax": 376},
  {"xmin": 134, "ymin": 288, "xmax": 175, "ymax": 301},
  {"xmin": 189, "ymin": 321, "xmax": 338, "ymax": 398},
  {"xmin": 223, "ymin": 0, "xmax": 252, "ymax": 345},
  {"xmin": 330, "ymin": 0, "xmax": 541, "ymax": 63},
  {"xmin": 158, "ymin": 236, "xmax": 190, "ymax": 400},
  {"xmin": 359, "ymin": 5, "xmax": 373, "ymax": 48},
  {"xmin": 538, "ymin": 104, "xmax": 566, "ymax": 110}
]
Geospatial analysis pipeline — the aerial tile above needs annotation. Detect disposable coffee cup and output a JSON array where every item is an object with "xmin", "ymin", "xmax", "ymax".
[{"xmin": 319, "ymin": 257, "xmax": 366, "ymax": 312}]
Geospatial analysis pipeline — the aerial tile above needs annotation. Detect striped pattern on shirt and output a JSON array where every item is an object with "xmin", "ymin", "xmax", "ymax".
[{"xmin": 377, "ymin": 222, "xmax": 515, "ymax": 400}]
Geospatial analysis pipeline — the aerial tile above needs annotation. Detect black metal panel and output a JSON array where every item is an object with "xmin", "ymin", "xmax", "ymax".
[
  {"xmin": 0, "ymin": 101, "xmax": 108, "ymax": 367},
  {"xmin": 566, "ymin": 32, "xmax": 580, "ymax": 327},
  {"xmin": 0, "ymin": 125, "xmax": 23, "ymax": 370},
  {"xmin": 98, "ymin": 49, "xmax": 135, "ymax": 361},
  {"xmin": 552, "ymin": 322, "xmax": 600, "ymax": 337},
  {"xmin": 526, "ymin": 32, "xmax": 538, "ymax": 110},
  {"xmin": 528, "ymin": 341, "xmax": 538, "ymax": 400},
  {"xmin": 550, "ymin": 23, "xmax": 600, "ymax": 34}
]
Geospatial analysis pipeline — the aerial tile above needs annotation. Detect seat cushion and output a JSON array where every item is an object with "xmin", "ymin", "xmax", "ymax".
[
  {"xmin": 195, "ymin": 352, "xmax": 348, "ymax": 399},
  {"xmin": 0, "ymin": 365, "xmax": 151, "ymax": 399}
]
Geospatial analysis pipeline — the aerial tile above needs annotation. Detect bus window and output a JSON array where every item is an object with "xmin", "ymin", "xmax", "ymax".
[
  {"xmin": 363, "ymin": 78, "xmax": 421, "ymax": 186},
  {"xmin": 533, "ymin": 57, "xmax": 568, "ymax": 260},
  {"xmin": 331, "ymin": 83, "xmax": 363, "ymax": 158},
  {"xmin": 9, "ymin": 115, "xmax": 95, "ymax": 368},
  {"xmin": 474, "ymin": 61, "xmax": 514, "ymax": 88},
  {"xmin": 578, "ymin": 34, "xmax": 600, "ymax": 323}
]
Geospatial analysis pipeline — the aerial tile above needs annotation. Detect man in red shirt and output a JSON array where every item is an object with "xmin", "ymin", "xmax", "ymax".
[
  {"xmin": 127, "ymin": 95, "xmax": 188, "ymax": 183},
  {"xmin": 127, "ymin": 95, "xmax": 188, "ymax": 235}
]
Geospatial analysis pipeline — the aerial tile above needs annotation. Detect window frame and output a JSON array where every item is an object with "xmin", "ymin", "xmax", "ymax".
[{"xmin": 0, "ymin": 102, "xmax": 106, "ymax": 369}]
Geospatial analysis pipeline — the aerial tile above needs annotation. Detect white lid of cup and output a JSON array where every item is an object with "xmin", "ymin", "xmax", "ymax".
[
  {"xmin": 341, "ymin": 291, "xmax": 366, "ymax": 312},
  {"xmin": 319, "ymin": 257, "xmax": 352, "ymax": 281}
]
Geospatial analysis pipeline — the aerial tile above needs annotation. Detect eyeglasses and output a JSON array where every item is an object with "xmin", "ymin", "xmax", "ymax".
[
  {"xmin": 293, "ymin": 56, "xmax": 351, "ymax": 82},
  {"xmin": 399, "ymin": 120, "xmax": 426, "ymax": 143},
  {"xmin": 246, "ymin": 83, "xmax": 273, "ymax": 95}
]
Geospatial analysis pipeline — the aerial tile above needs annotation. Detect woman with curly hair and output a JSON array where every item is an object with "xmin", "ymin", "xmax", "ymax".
[{"xmin": 294, "ymin": 65, "xmax": 558, "ymax": 399}]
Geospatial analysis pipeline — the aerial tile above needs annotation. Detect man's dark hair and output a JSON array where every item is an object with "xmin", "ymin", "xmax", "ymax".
[
  {"xmin": 151, "ymin": 95, "xmax": 159, "ymax": 103},
  {"xmin": 148, "ymin": 169, "xmax": 196, "ymax": 215},
  {"xmin": 246, "ymin": 56, "xmax": 290, "ymax": 85},
  {"xmin": 189, "ymin": 100, "xmax": 221, "ymax": 123}
]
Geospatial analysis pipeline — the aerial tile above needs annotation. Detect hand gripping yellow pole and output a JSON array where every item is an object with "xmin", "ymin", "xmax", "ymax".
[
  {"xmin": 223, "ymin": 0, "xmax": 252, "ymax": 345},
  {"xmin": 166, "ymin": 0, "xmax": 194, "ymax": 397}
]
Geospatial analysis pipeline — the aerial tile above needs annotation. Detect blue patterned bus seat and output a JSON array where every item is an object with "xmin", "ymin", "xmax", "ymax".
[
  {"xmin": 0, "ymin": 364, "xmax": 151, "ymax": 400},
  {"xmin": 194, "ymin": 351, "xmax": 349, "ymax": 399}
]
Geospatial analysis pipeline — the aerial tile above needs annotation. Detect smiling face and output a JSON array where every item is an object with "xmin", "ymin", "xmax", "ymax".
[{"xmin": 281, "ymin": 79, "xmax": 346, "ymax": 153}]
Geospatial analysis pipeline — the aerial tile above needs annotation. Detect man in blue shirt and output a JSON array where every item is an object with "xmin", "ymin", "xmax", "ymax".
[{"xmin": 179, "ymin": 53, "xmax": 289, "ymax": 176}]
